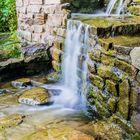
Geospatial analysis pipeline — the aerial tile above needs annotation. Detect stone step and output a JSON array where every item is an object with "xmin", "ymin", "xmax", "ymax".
[
  {"xmin": 77, "ymin": 16, "xmax": 140, "ymax": 38},
  {"xmin": 99, "ymin": 35, "xmax": 140, "ymax": 52}
]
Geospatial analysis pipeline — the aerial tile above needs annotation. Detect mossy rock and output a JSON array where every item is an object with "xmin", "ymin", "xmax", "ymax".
[
  {"xmin": 0, "ymin": 114, "xmax": 24, "ymax": 130},
  {"xmin": 100, "ymin": 36, "xmax": 140, "ymax": 47},
  {"xmin": 91, "ymin": 121, "xmax": 123, "ymax": 140},
  {"xmin": 18, "ymin": 87, "xmax": 51, "ymax": 105},
  {"xmin": 25, "ymin": 127, "xmax": 95, "ymax": 140},
  {"xmin": 128, "ymin": 6, "xmax": 140, "ymax": 16},
  {"xmin": 89, "ymin": 74, "xmax": 104, "ymax": 89}
]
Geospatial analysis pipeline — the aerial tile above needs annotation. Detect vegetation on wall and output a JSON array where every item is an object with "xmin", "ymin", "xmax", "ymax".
[
  {"xmin": 0, "ymin": 0, "xmax": 17, "ymax": 32},
  {"xmin": 0, "ymin": 32, "xmax": 21, "ymax": 60}
]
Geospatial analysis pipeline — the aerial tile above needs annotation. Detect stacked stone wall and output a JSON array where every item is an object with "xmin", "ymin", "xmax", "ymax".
[
  {"xmin": 87, "ymin": 25, "xmax": 140, "ymax": 133},
  {"xmin": 16, "ymin": 0, "xmax": 71, "ymax": 72}
]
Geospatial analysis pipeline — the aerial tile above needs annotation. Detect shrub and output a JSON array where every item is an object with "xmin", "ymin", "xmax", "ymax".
[
  {"xmin": 0, "ymin": 0, "xmax": 17, "ymax": 32},
  {"xmin": 0, "ymin": 32, "xmax": 21, "ymax": 60}
]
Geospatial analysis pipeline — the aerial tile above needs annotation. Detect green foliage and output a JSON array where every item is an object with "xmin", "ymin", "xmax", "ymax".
[
  {"xmin": 0, "ymin": 0, "xmax": 17, "ymax": 32},
  {"xmin": 0, "ymin": 32, "xmax": 21, "ymax": 60}
]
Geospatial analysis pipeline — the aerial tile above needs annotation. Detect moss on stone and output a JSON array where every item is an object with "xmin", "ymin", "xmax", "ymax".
[
  {"xmin": 101, "ymin": 54, "xmax": 115, "ymax": 66},
  {"xmin": 100, "ymin": 36, "xmax": 140, "ymax": 47},
  {"xmin": 0, "ymin": 114, "xmax": 24, "ymax": 130},
  {"xmin": 89, "ymin": 49, "xmax": 101, "ymax": 62},
  {"xmin": 129, "ymin": 6, "xmax": 140, "ymax": 16},
  {"xmin": 105, "ymin": 80, "xmax": 117, "ymax": 96},
  {"xmin": 97, "ymin": 65, "xmax": 121, "ymax": 81},
  {"xmin": 108, "ymin": 97, "xmax": 117, "ymax": 113},
  {"xmin": 118, "ymin": 79, "xmax": 130, "ymax": 119},
  {"xmin": 89, "ymin": 74, "xmax": 104, "ymax": 89},
  {"xmin": 115, "ymin": 59, "xmax": 137, "ymax": 77}
]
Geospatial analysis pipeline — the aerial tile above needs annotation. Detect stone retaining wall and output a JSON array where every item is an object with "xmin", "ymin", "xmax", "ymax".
[
  {"xmin": 87, "ymin": 26, "xmax": 140, "ymax": 133},
  {"xmin": 16, "ymin": 0, "xmax": 71, "ymax": 72},
  {"xmin": 16, "ymin": 0, "xmax": 70, "ymax": 44}
]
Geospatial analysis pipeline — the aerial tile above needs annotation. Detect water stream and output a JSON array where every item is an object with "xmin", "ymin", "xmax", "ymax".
[
  {"xmin": 106, "ymin": 0, "xmax": 125, "ymax": 15},
  {"xmin": 44, "ymin": 20, "xmax": 89, "ymax": 109}
]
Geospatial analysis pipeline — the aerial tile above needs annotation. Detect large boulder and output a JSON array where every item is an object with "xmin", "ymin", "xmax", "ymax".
[
  {"xmin": 18, "ymin": 87, "xmax": 51, "ymax": 105},
  {"xmin": 130, "ymin": 47, "xmax": 140, "ymax": 70}
]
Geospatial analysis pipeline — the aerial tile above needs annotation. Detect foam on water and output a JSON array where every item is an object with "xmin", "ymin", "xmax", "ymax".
[{"xmin": 44, "ymin": 20, "xmax": 89, "ymax": 109}]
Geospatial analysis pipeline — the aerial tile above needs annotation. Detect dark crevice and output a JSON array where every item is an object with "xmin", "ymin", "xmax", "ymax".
[{"xmin": 128, "ymin": 79, "xmax": 132, "ymax": 121}]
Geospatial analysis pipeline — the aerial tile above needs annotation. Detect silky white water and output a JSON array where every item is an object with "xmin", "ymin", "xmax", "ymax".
[
  {"xmin": 72, "ymin": 0, "xmax": 126, "ymax": 18},
  {"xmin": 44, "ymin": 20, "xmax": 89, "ymax": 109},
  {"xmin": 106, "ymin": 0, "xmax": 125, "ymax": 15}
]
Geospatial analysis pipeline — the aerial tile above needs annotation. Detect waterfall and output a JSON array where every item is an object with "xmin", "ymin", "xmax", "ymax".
[
  {"xmin": 106, "ymin": 0, "xmax": 125, "ymax": 15},
  {"xmin": 53, "ymin": 20, "xmax": 89, "ymax": 109}
]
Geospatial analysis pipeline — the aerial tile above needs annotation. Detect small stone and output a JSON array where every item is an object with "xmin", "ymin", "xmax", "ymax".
[{"xmin": 18, "ymin": 87, "xmax": 51, "ymax": 105}]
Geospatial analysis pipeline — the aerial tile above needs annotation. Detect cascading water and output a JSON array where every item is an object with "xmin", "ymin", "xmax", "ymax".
[
  {"xmin": 106, "ymin": 0, "xmax": 125, "ymax": 15},
  {"xmin": 46, "ymin": 20, "xmax": 89, "ymax": 109}
]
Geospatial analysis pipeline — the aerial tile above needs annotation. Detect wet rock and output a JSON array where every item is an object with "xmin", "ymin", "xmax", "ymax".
[
  {"xmin": 68, "ymin": 130, "xmax": 95, "ymax": 140},
  {"xmin": 130, "ymin": 47, "xmax": 140, "ymax": 70},
  {"xmin": 18, "ymin": 87, "xmax": 51, "ymax": 105},
  {"xmin": 91, "ymin": 121, "xmax": 123, "ymax": 140},
  {"xmin": 11, "ymin": 78, "xmax": 32, "ymax": 89},
  {"xmin": 0, "ymin": 89, "xmax": 7, "ymax": 94},
  {"xmin": 22, "ymin": 43, "xmax": 49, "ymax": 63},
  {"xmin": 26, "ymin": 127, "xmax": 95, "ymax": 140},
  {"xmin": 0, "ymin": 114, "xmax": 24, "ymax": 129},
  {"xmin": 47, "ymin": 72, "xmax": 60, "ymax": 83}
]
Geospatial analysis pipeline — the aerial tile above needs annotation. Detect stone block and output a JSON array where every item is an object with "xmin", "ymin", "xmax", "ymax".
[
  {"xmin": 118, "ymin": 79, "xmax": 130, "ymax": 119},
  {"xmin": 32, "ymin": 33, "xmax": 41, "ymax": 42},
  {"xmin": 30, "ymin": 0, "xmax": 43, "ymax": 5},
  {"xmin": 34, "ymin": 14, "xmax": 47, "ymax": 25},
  {"xmin": 97, "ymin": 65, "xmax": 123, "ymax": 81},
  {"xmin": 53, "ymin": 27, "xmax": 66, "ymax": 37},
  {"xmin": 89, "ymin": 74, "xmax": 104, "ymax": 89},
  {"xmin": 106, "ymin": 80, "xmax": 117, "ymax": 96},
  {"xmin": 27, "ymin": 5, "xmax": 41, "ymax": 13},
  {"xmin": 101, "ymin": 54, "xmax": 115, "ymax": 66},
  {"xmin": 33, "ymin": 25, "xmax": 44, "ymax": 33},
  {"xmin": 16, "ymin": 0, "xmax": 23, "ymax": 7},
  {"xmin": 89, "ymin": 49, "xmax": 101, "ymax": 62},
  {"xmin": 47, "ymin": 14, "xmax": 63, "ymax": 27},
  {"xmin": 115, "ymin": 59, "xmax": 137, "ymax": 78},
  {"xmin": 24, "ymin": 0, "xmax": 29, "ymax": 6},
  {"xmin": 19, "ymin": 6, "xmax": 27, "ymax": 14},
  {"xmin": 44, "ymin": 0, "xmax": 61, "ymax": 5}
]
